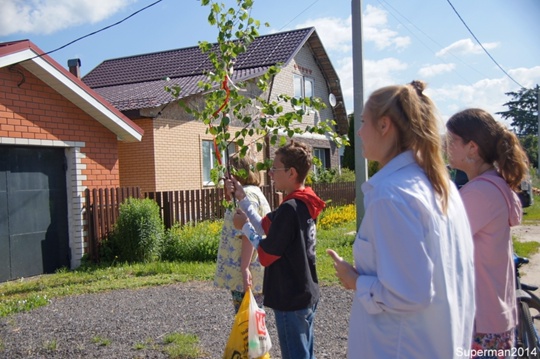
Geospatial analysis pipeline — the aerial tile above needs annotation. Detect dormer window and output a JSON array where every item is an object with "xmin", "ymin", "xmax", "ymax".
[{"xmin": 293, "ymin": 74, "xmax": 314, "ymax": 113}]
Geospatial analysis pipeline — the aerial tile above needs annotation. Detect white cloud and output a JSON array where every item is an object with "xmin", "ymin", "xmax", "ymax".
[
  {"xmin": 0, "ymin": 0, "xmax": 135, "ymax": 36},
  {"xmin": 363, "ymin": 5, "xmax": 410, "ymax": 50},
  {"xmin": 418, "ymin": 63, "xmax": 456, "ymax": 78},
  {"xmin": 334, "ymin": 56, "xmax": 408, "ymax": 113},
  {"xmin": 508, "ymin": 66, "xmax": 540, "ymax": 88},
  {"xmin": 429, "ymin": 66, "xmax": 540, "ymax": 125},
  {"xmin": 292, "ymin": 6, "xmax": 411, "ymax": 113},
  {"xmin": 436, "ymin": 38, "xmax": 499, "ymax": 57},
  {"xmin": 295, "ymin": 16, "xmax": 352, "ymax": 53},
  {"xmin": 294, "ymin": 4, "xmax": 410, "ymax": 54}
]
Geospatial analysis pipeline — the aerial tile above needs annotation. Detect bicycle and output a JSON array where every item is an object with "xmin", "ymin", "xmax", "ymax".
[{"xmin": 515, "ymin": 254, "xmax": 540, "ymax": 358}]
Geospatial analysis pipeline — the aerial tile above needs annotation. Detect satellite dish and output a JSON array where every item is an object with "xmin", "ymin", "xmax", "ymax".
[{"xmin": 329, "ymin": 93, "xmax": 337, "ymax": 107}]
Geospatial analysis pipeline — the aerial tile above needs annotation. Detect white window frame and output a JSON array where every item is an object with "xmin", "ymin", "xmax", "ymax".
[
  {"xmin": 202, "ymin": 140, "xmax": 236, "ymax": 186},
  {"xmin": 313, "ymin": 147, "xmax": 329, "ymax": 174},
  {"xmin": 293, "ymin": 74, "xmax": 314, "ymax": 113}
]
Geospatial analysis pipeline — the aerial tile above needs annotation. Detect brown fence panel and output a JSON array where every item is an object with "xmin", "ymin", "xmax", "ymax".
[
  {"xmin": 145, "ymin": 187, "xmax": 227, "ymax": 227},
  {"xmin": 311, "ymin": 182, "xmax": 356, "ymax": 207},
  {"xmin": 84, "ymin": 187, "xmax": 141, "ymax": 261},
  {"xmin": 85, "ymin": 183, "xmax": 355, "ymax": 260}
]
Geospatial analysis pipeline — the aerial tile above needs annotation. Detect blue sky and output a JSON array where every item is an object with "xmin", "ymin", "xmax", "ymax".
[{"xmin": 1, "ymin": 0, "xmax": 539, "ymax": 127}]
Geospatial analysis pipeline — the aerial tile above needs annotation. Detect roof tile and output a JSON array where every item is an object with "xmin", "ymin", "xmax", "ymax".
[
  {"xmin": 82, "ymin": 26, "xmax": 348, "ymax": 135},
  {"xmin": 83, "ymin": 28, "xmax": 313, "ymax": 88}
]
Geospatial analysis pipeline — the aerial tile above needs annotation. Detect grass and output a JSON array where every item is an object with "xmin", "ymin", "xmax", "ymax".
[
  {"xmin": 0, "ymin": 261, "xmax": 215, "ymax": 317},
  {"xmin": 316, "ymin": 221, "xmax": 356, "ymax": 284},
  {"xmin": 513, "ymin": 194, "xmax": 540, "ymax": 258},
  {"xmin": 522, "ymin": 194, "xmax": 540, "ymax": 223},
  {"xmin": 44, "ymin": 339, "xmax": 58, "ymax": 351},
  {"xmin": 91, "ymin": 336, "xmax": 111, "ymax": 346},
  {"xmin": 514, "ymin": 240, "xmax": 540, "ymax": 259},
  {"xmin": 162, "ymin": 333, "xmax": 205, "ymax": 359}
]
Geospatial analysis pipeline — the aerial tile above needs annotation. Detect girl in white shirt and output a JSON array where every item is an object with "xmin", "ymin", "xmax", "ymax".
[{"xmin": 327, "ymin": 81, "xmax": 476, "ymax": 359}]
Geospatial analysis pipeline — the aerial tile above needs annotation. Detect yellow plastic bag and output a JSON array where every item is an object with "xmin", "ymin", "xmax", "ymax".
[{"xmin": 223, "ymin": 288, "xmax": 271, "ymax": 359}]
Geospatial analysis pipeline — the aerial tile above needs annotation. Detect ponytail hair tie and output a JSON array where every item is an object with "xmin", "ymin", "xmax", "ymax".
[{"xmin": 409, "ymin": 80, "xmax": 426, "ymax": 96}]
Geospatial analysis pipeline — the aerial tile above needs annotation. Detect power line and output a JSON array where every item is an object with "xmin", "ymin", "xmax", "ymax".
[
  {"xmin": 32, "ymin": 0, "xmax": 163, "ymax": 60},
  {"xmin": 375, "ymin": 0, "xmax": 481, "ymax": 86},
  {"xmin": 377, "ymin": 0, "xmax": 494, "ymax": 84},
  {"xmin": 278, "ymin": 0, "xmax": 320, "ymax": 31},
  {"xmin": 445, "ymin": 0, "xmax": 525, "ymax": 89}
]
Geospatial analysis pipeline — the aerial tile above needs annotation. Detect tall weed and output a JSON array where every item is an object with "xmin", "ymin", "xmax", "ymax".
[
  {"xmin": 160, "ymin": 221, "xmax": 222, "ymax": 262},
  {"xmin": 101, "ymin": 198, "xmax": 164, "ymax": 263}
]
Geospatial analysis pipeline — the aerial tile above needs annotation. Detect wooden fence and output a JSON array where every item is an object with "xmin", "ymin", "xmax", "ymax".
[
  {"xmin": 84, "ymin": 187, "xmax": 142, "ymax": 260},
  {"xmin": 145, "ymin": 185, "xmax": 283, "ymax": 229},
  {"xmin": 310, "ymin": 182, "xmax": 356, "ymax": 207},
  {"xmin": 84, "ymin": 182, "xmax": 355, "ymax": 260}
]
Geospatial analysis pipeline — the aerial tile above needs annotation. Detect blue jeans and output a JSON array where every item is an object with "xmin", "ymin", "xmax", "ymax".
[{"xmin": 273, "ymin": 301, "xmax": 318, "ymax": 359}]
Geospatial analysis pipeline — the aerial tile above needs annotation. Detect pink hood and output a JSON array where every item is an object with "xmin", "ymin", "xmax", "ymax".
[{"xmin": 475, "ymin": 171, "xmax": 522, "ymax": 227}]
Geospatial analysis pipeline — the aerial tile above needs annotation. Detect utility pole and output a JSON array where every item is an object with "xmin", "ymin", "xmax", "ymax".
[
  {"xmin": 537, "ymin": 85, "xmax": 539, "ymax": 176},
  {"xmin": 352, "ymin": 0, "xmax": 368, "ymax": 227}
]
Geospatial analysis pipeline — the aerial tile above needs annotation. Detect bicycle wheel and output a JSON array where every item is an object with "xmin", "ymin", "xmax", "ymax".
[
  {"xmin": 527, "ymin": 290, "xmax": 540, "ymax": 313},
  {"xmin": 526, "ymin": 295, "xmax": 540, "ymax": 357},
  {"xmin": 517, "ymin": 300, "xmax": 540, "ymax": 359}
]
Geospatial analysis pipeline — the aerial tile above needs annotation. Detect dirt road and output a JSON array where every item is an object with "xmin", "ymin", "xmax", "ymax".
[{"xmin": 512, "ymin": 224, "xmax": 540, "ymax": 288}]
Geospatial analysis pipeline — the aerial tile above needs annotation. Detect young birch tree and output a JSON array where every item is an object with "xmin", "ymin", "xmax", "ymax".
[{"xmin": 167, "ymin": 0, "xmax": 348, "ymax": 188}]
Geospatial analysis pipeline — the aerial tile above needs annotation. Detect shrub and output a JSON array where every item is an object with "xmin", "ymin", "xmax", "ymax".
[
  {"xmin": 335, "ymin": 167, "xmax": 355, "ymax": 182},
  {"xmin": 102, "ymin": 198, "xmax": 164, "ymax": 263},
  {"xmin": 318, "ymin": 204, "xmax": 356, "ymax": 230},
  {"xmin": 310, "ymin": 165, "xmax": 338, "ymax": 184},
  {"xmin": 160, "ymin": 220, "xmax": 222, "ymax": 262}
]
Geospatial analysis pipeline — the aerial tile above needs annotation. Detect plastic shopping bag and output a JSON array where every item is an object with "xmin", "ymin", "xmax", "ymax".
[
  {"xmin": 248, "ymin": 289, "xmax": 272, "ymax": 358},
  {"xmin": 223, "ymin": 288, "xmax": 271, "ymax": 359}
]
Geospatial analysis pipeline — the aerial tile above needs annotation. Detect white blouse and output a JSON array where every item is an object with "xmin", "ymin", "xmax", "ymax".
[{"xmin": 348, "ymin": 151, "xmax": 476, "ymax": 358}]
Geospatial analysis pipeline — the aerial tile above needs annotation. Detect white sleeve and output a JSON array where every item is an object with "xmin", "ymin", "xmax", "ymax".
[{"xmin": 239, "ymin": 197, "xmax": 265, "ymax": 235}]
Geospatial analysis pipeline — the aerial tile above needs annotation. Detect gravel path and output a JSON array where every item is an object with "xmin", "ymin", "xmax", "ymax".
[{"xmin": 0, "ymin": 282, "xmax": 352, "ymax": 359}]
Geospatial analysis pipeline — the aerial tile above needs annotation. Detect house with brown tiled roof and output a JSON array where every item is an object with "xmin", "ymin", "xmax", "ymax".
[
  {"xmin": 82, "ymin": 27, "xmax": 348, "ymax": 192},
  {"xmin": 0, "ymin": 40, "xmax": 144, "ymax": 281}
]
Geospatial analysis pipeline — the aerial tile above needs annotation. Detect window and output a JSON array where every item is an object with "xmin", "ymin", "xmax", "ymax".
[
  {"xmin": 293, "ymin": 74, "xmax": 314, "ymax": 112},
  {"xmin": 313, "ymin": 147, "xmax": 330, "ymax": 174},
  {"xmin": 202, "ymin": 140, "xmax": 236, "ymax": 186}
]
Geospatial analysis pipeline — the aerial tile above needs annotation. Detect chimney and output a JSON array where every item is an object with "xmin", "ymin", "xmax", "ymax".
[{"xmin": 68, "ymin": 58, "xmax": 81, "ymax": 78}]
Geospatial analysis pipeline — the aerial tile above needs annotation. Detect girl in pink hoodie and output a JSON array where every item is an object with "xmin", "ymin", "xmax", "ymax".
[{"xmin": 446, "ymin": 108, "xmax": 529, "ymax": 358}]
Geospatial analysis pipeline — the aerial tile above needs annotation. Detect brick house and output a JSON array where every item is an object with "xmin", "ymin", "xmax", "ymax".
[
  {"xmin": 0, "ymin": 40, "xmax": 144, "ymax": 281},
  {"xmin": 82, "ymin": 27, "xmax": 348, "ymax": 193}
]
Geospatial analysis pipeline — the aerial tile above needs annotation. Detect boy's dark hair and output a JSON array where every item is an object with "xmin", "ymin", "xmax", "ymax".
[{"xmin": 275, "ymin": 140, "xmax": 312, "ymax": 183}]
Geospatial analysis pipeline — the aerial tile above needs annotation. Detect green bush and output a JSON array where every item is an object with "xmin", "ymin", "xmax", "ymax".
[
  {"xmin": 102, "ymin": 198, "xmax": 164, "ymax": 263},
  {"xmin": 335, "ymin": 167, "xmax": 355, "ymax": 182},
  {"xmin": 160, "ymin": 220, "xmax": 222, "ymax": 262}
]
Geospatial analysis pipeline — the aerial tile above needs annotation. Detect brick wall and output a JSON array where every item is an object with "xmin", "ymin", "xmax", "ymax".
[
  {"xmin": 0, "ymin": 66, "xmax": 120, "ymax": 188},
  {"xmin": 271, "ymin": 45, "xmax": 335, "ymax": 129},
  {"xmin": 0, "ymin": 65, "xmax": 124, "ymax": 266},
  {"xmin": 118, "ymin": 118, "xmax": 156, "ymax": 190},
  {"xmin": 268, "ymin": 44, "xmax": 340, "ymax": 168}
]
